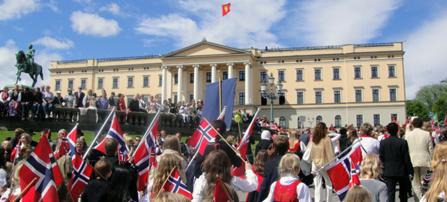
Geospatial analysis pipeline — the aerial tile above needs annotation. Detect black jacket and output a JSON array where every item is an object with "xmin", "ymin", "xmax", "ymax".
[
  {"xmin": 74, "ymin": 91, "xmax": 85, "ymax": 107},
  {"xmin": 379, "ymin": 135, "xmax": 414, "ymax": 177}
]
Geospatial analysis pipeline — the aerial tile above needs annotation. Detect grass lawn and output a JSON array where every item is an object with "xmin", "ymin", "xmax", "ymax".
[{"xmin": 0, "ymin": 130, "xmax": 259, "ymax": 157}]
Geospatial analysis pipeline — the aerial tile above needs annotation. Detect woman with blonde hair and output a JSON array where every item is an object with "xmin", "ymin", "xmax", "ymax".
[
  {"xmin": 288, "ymin": 129, "xmax": 305, "ymax": 157},
  {"xmin": 421, "ymin": 141, "xmax": 447, "ymax": 195},
  {"xmin": 148, "ymin": 135, "xmax": 187, "ymax": 188},
  {"xmin": 263, "ymin": 153, "xmax": 311, "ymax": 201},
  {"xmin": 344, "ymin": 185, "xmax": 372, "ymax": 202},
  {"xmin": 303, "ymin": 122, "xmax": 335, "ymax": 202},
  {"xmin": 149, "ymin": 154, "xmax": 185, "ymax": 199},
  {"xmin": 360, "ymin": 154, "xmax": 388, "ymax": 202},
  {"xmin": 421, "ymin": 158, "xmax": 447, "ymax": 201}
]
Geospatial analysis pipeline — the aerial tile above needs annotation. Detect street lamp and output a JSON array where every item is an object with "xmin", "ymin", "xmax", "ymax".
[{"xmin": 261, "ymin": 73, "xmax": 283, "ymax": 123}]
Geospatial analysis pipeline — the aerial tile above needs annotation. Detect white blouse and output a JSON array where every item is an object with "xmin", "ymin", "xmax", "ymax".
[{"xmin": 192, "ymin": 170, "xmax": 258, "ymax": 202}]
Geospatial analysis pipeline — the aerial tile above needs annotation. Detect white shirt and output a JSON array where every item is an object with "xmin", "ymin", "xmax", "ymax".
[
  {"xmin": 359, "ymin": 136, "xmax": 380, "ymax": 156},
  {"xmin": 192, "ymin": 170, "xmax": 258, "ymax": 202},
  {"xmin": 329, "ymin": 133, "xmax": 341, "ymax": 154},
  {"xmin": 263, "ymin": 174, "xmax": 312, "ymax": 202}
]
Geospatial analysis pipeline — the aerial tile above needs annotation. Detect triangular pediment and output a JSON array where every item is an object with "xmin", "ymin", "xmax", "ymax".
[{"xmin": 163, "ymin": 40, "xmax": 249, "ymax": 58}]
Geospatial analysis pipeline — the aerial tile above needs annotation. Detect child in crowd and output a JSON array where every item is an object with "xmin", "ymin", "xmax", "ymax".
[
  {"xmin": 263, "ymin": 153, "xmax": 311, "ymax": 201},
  {"xmin": 192, "ymin": 149, "xmax": 258, "ymax": 202},
  {"xmin": 344, "ymin": 185, "xmax": 372, "ymax": 202},
  {"xmin": 149, "ymin": 153, "xmax": 185, "ymax": 199},
  {"xmin": 81, "ymin": 159, "xmax": 112, "ymax": 202},
  {"xmin": 246, "ymin": 150, "xmax": 269, "ymax": 202}
]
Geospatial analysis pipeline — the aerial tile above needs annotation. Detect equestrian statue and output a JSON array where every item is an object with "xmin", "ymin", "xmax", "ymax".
[{"xmin": 15, "ymin": 44, "xmax": 43, "ymax": 87}]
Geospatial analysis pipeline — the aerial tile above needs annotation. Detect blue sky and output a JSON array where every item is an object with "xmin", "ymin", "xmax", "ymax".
[{"xmin": 1, "ymin": 0, "xmax": 447, "ymax": 99}]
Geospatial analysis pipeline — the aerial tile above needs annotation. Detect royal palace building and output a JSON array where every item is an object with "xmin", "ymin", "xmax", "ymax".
[{"xmin": 49, "ymin": 39, "xmax": 406, "ymax": 129}]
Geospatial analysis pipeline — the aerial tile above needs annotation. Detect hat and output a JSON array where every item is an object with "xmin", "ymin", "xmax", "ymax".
[
  {"xmin": 78, "ymin": 86, "xmax": 82, "ymax": 89},
  {"xmin": 56, "ymin": 91, "xmax": 61, "ymax": 94},
  {"xmin": 67, "ymin": 88, "xmax": 73, "ymax": 91}
]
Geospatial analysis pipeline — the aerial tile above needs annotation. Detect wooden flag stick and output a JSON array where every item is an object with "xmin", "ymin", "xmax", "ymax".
[
  {"xmin": 13, "ymin": 178, "xmax": 38, "ymax": 202},
  {"xmin": 217, "ymin": 175, "xmax": 233, "ymax": 202},
  {"xmin": 203, "ymin": 118, "xmax": 245, "ymax": 162},
  {"xmin": 157, "ymin": 166, "xmax": 177, "ymax": 198}
]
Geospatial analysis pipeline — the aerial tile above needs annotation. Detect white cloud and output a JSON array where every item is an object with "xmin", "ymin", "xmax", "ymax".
[
  {"xmin": 286, "ymin": 0, "xmax": 401, "ymax": 45},
  {"xmin": 135, "ymin": 0, "xmax": 286, "ymax": 48},
  {"xmin": 404, "ymin": 11, "xmax": 447, "ymax": 99},
  {"xmin": 99, "ymin": 3, "xmax": 120, "ymax": 15},
  {"xmin": 0, "ymin": 0, "xmax": 41, "ymax": 20},
  {"xmin": 70, "ymin": 11, "xmax": 121, "ymax": 37},
  {"xmin": 0, "ymin": 39, "xmax": 59, "ymax": 88},
  {"xmin": 33, "ymin": 36, "xmax": 74, "ymax": 50}
]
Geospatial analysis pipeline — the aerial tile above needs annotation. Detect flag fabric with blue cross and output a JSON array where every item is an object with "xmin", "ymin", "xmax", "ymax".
[
  {"xmin": 162, "ymin": 167, "xmax": 192, "ymax": 199},
  {"xmin": 187, "ymin": 119, "xmax": 219, "ymax": 155},
  {"xmin": 69, "ymin": 153, "xmax": 93, "ymax": 201}
]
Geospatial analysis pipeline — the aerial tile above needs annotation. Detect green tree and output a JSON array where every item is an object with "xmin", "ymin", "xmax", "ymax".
[
  {"xmin": 406, "ymin": 100, "xmax": 429, "ymax": 121},
  {"xmin": 432, "ymin": 95, "xmax": 447, "ymax": 122},
  {"xmin": 415, "ymin": 83, "xmax": 447, "ymax": 118}
]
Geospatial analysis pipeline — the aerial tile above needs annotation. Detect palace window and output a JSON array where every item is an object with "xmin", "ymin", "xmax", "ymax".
[
  {"xmin": 239, "ymin": 71, "xmax": 245, "ymax": 81},
  {"xmin": 316, "ymin": 115, "xmax": 323, "ymax": 124},
  {"xmin": 97, "ymin": 78, "xmax": 103, "ymax": 89},
  {"xmin": 68, "ymin": 79, "xmax": 74, "ymax": 90},
  {"xmin": 81, "ymin": 79, "xmax": 87, "ymax": 90},
  {"xmin": 127, "ymin": 77, "xmax": 134, "ymax": 88},
  {"xmin": 314, "ymin": 69, "xmax": 321, "ymax": 81},
  {"xmin": 333, "ymin": 68, "xmax": 340, "ymax": 80},
  {"xmin": 355, "ymin": 89, "xmax": 362, "ymax": 103},
  {"xmin": 190, "ymin": 73, "xmax": 194, "ymax": 83},
  {"xmin": 278, "ymin": 70, "xmax": 285, "ymax": 82},
  {"xmin": 158, "ymin": 75, "xmax": 162, "ymax": 87},
  {"xmin": 372, "ymin": 89, "xmax": 379, "ymax": 102},
  {"xmin": 371, "ymin": 66, "xmax": 378, "ymax": 78},
  {"xmin": 296, "ymin": 69, "xmax": 303, "ymax": 81},
  {"xmin": 206, "ymin": 72, "xmax": 211, "ymax": 83},
  {"xmin": 297, "ymin": 91, "xmax": 304, "ymax": 105},
  {"xmin": 374, "ymin": 114, "xmax": 381, "ymax": 126},
  {"xmin": 279, "ymin": 117, "xmax": 286, "ymax": 128},
  {"xmin": 174, "ymin": 73, "xmax": 178, "ymax": 84},
  {"xmin": 356, "ymin": 115, "xmax": 363, "ymax": 127},
  {"xmin": 239, "ymin": 92, "xmax": 245, "ymax": 105},
  {"xmin": 334, "ymin": 90, "xmax": 341, "ymax": 103},
  {"xmin": 390, "ymin": 88, "xmax": 397, "ymax": 101},
  {"xmin": 223, "ymin": 71, "xmax": 228, "ymax": 80},
  {"xmin": 335, "ymin": 115, "xmax": 341, "ymax": 128},
  {"xmin": 260, "ymin": 71, "xmax": 267, "ymax": 82},
  {"xmin": 315, "ymin": 91, "xmax": 322, "ymax": 104},
  {"xmin": 143, "ymin": 76, "xmax": 149, "ymax": 87},
  {"xmin": 55, "ymin": 80, "xmax": 61, "ymax": 91},
  {"xmin": 112, "ymin": 77, "xmax": 119, "ymax": 89},
  {"xmin": 388, "ymin": 65, "xmax": 396, "ymax": 77},
  {"xmin": 354, "ymin": 67, "xmax": 362, "ymax": 79}
]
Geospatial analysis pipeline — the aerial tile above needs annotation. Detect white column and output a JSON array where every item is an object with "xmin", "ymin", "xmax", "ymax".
[
  {"xmin": 161, "ymin": 66, "xmax": 168, "ymax": 101},
  {"xmin": 244, "ymin": 62, "xmax": 252, "ymax": 105},
  {"xmin": 227, "ymin": 63, "xmax": 234, "ymax": 79},
  {"xmin": 193, "ymin": 65, "xmax": 200, "ymax": 101},
  {"xmin": 177, "ymin": 65, "xmax": 184, "ymax": 101},
  {"xmin": 211, "ymin": 64, "xmax": 218, "ymax": 83}
]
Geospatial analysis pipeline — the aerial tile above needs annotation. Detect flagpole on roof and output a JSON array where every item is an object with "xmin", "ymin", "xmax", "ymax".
[{"xmin": 83, "ymin": 107, "xmax": 115, "ymax": 160}]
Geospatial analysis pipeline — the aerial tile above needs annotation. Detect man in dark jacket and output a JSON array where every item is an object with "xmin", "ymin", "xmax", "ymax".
[
  {"xmin": 21, "ymin": 87, "xmax": 34, "ymax": 120},
  {"xmin": 380, "ymin": 122, "xmax": 414, "ymax": 202},
  {"xmin": 74, "ymin": 86, "xmax": 85, "ymax": 108}
]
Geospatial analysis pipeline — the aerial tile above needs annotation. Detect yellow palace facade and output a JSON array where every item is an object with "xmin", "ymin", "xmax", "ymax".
[{"xmin": 49, "ymin": 39, "xmax": 406, "ymax": 129}]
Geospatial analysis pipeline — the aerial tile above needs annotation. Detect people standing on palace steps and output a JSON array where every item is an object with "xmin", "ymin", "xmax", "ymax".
[{"xmin": 74, "ymin": 86, "xmax": 85, "ymax": 108}]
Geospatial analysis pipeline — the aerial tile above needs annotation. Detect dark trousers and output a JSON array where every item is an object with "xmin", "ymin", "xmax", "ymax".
[
  {"xmin": 22, "ymin": 103, "xmax": 31, "ymax": 118},
  {"xmin": 385, "ymin": 176, "xmax": 409, "ymax": 202}
]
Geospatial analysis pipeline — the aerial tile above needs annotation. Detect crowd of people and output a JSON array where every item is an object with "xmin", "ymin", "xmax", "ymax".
[{"xmin": 0, "ymin": 116, "xmax": 445, "ymax": 202}]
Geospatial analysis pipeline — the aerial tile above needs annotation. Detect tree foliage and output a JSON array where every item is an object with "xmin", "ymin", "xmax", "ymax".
[
  {"xmin": 406, "ymin": 100, "xmax": 429, "ymax": 121},
  {"xmin": 414, "ymin": 83, "xmax": 447, "ymax": 121}
]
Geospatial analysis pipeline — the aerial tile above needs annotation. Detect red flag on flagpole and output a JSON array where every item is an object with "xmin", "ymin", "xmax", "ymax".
[
  {"xmin": 69, "ymin": 154, "xmax": 93, "ymax": 201},
  {"xmin": 162, "ymin": 167, "xmax": 192, "ymax": 199},
  {"xmin": 187, "ymin": 119, "xmax": 219, "ymax": 155},
  {"xmin": 222, "ymin": 3, "xmax": 231, "ymax": 16}
]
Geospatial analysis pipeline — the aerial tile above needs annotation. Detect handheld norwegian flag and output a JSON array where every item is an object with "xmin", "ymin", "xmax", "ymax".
[
  {"xmin": 162, "ymin": 167, "xmax": 192, "ymax": 199},
  {"xmin": 232, "ymin": 108, "xmax": 260, "ymax": 176},
  {"xmin": 134, "ymin": 111, "xmax": 160, "ymax": 191},
  {"xmin": 217, "ymin": 106, "xmax": 227, "ymax": 120},
  {"xmin": 187, "ymin": 119, "xmax": 219, "ymax": 155},
  {"xmin": 56, "ymin": 123, "xmax": 78, "ymax": 159},
  {"xmin": 325, "ymin": 142, "xmax": 363, "ymax": 201},
  {"xmin": 19, "ymin": 136, "xmax": 64, "ymax": 202},
  {"xmin": 94, "ymin": 112, "xmax": 129, "ymax": 160},
  {"xmin": 213, "ymin": 177, "xmax": 233, "ymax": 202},
  {"xmin": 69, "ymin": 154, "xmax": 93, "ymax": 201},
  {"xmin": 329, "ymin": 124, "xmax": 335, "ymax": 131},
  {"xmin": 10, "ymin": 141, "xmax": 21, "ymax": 163}
]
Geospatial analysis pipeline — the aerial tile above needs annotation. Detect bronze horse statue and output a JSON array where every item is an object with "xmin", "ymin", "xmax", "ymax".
[{"xmin": 15, "ymin": 50, "xmax": 43, "ymax": 87}]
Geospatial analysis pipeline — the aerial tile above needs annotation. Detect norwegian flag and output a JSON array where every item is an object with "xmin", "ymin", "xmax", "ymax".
[
  {"xmin": 56, "ymin": 123, "xmax": 78, "ymax": 159},
  {"xmin": 325, "ymin": 142, "xmax": 363, "ymax": 201},
  {"xmin": 213, "ymin": 177, "xmax": 232, "ymax": 202},
  {"xmin": 69, "ymin": 154, "xmax": 93, "ymax": 201},
  {"xmin": 19, "ymin": 136, "xmax": 64, "ymax": 202},
  {"xmin": 162, "ymin": 167, "xmax": 192, "ymax": 199},
  {"xmin": 134, "ymin": 112, "xmax": 160, "ymax": 191},
  {"xmin": 187, "ymin": 119, "xmax": 219, "ymax": 155},
  {"xmin": 216, "ymin": 107, "xmax": 227, "ymax": 120},
  {"xmin": 232, "ymin": 109, "xmax": 260, "ymax": 176},
  {"xmin": 94, "ymin": 112, "xmax": 129, "ymax": 161},
  {"xmin": 10, "ymin": 141, "xmax": 21, "ymax": 163}
]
